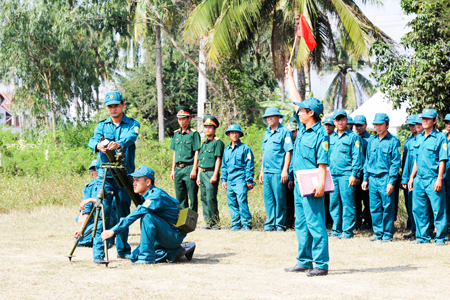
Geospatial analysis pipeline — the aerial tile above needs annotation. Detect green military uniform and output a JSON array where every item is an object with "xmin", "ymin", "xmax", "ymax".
[
  {"xmin": 198, "ymin": 115, "xmax": 225, "ymax": 228},
  {"xmin": 170, "ymin": 106, "xmax": 201, "ymax": 212}
]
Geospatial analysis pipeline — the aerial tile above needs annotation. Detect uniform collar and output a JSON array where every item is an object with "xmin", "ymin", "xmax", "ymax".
[
  {"xmin": 105, "ymin": 113, "xmax": 130, "ymax": 125},
  {"xmin": 227, "ymin": 140, "xmax": 242, "ymax": 149},
  {"xmin": 362, "ymin": 131, "xmax": 371, "ymax": 138},
  {"xmin": 204, "ymin": 135, "xmax": 215, "ymax": 143},
  {"xmin": 424, "ymin": 128, "xmax": 438, "ymax": 138},
  {"xmin": 181, "ymin": 126, "xmax": 191, "ymax": 134},
  {"xmin": 266, "ymin": 123, "xmax": 282, "ymax": 133},
  {"xmin": 303, "ymin": 122, "xmax": 323, "ymax": 131},
  {"xmin": 375, "ymin": 131, "xmax": 392, "ymax": 141},
  {"xmin": 333, "ymin": 128, "xmax": 352, "ymax": 137},
  {"xmin": 142, "ymin": 185, "xmax": 155, "ymax": 199}
]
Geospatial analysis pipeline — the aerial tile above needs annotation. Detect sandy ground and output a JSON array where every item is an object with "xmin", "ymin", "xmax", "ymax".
[{"xmin": 1, "ymin": 206, "xmax": 449, "ymax": 300}]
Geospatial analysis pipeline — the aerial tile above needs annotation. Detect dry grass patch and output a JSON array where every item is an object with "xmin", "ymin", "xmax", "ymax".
[{"xmin": 0, "ymin": 205, "xmax": 449, "ymax": 300}]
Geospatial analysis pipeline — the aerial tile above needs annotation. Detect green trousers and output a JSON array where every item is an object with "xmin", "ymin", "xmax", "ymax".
[
  {"xmin": 174, "ymin": 165, "xmax": 198, "ymax": 212},
  {"xmin": 200, "ymin": 171, "xmax": 220, "ymax": 227}
]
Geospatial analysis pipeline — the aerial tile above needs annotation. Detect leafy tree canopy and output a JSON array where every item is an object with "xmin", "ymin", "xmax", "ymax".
[{"xmin": 371, "ymin": 0, "xmax": 450, "ymax": 121}]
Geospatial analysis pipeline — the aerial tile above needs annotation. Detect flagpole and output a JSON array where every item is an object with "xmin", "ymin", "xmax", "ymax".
[{"xmin": 287, "ymin": 36, "xmax": 298, "ymax": 66}]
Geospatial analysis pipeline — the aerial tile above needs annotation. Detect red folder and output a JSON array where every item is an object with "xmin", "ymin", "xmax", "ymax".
[{"xmin": 295, "ymin": 167, "xmax": 335, "ymax": 197}]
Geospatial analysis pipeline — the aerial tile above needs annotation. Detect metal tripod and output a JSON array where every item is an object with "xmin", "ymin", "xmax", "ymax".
[{"xmin": 67, "ymin": 168, "xmax": 113, "ymax": 267}]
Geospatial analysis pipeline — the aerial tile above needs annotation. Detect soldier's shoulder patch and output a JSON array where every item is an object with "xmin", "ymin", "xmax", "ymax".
[
  {"xmin": 322, "ymin": 141, "xmax": 329, "ymax": 152},
  {"xmin": 247, "ymin": 153, "xmax": 252, "ymax": 160},
  {"xmin": 355, "ymin": 140, "xmax": 360, "ymax": 148},
  {"xmin": 174, "ymin": 129, "xmax": 181, "ymax": 133},
  {"xmin": 134, "ymin": 126, "xmax": 139, "ymax": 133},
  {"xmin": 215, "ymin": 137, "xmax": 220, "ymax": 140},
  {"xmin": 285, "ymin": 136, "xmax": 291, "ymax": 143},
  {"xmin": 444, "ymin": 143, "xmax": 448, "ymax": 151},
  {"xmin": 191, "ymin": 128, "xmax": 197, "ymax": 132},
  {"xmin": 143, "ymin": 199, "xmax": 152, "ymax": 207}
]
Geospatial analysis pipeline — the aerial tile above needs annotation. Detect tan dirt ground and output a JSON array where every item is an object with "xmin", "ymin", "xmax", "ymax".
[{"xmin": 1, "ymin": 205, "xmax": 449, "ymax": 300}]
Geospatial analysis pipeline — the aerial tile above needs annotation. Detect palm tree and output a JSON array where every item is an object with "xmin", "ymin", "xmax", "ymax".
[
  {"xmin": 322, "ymin": 36, "xmax": 375, "ymax": 112},
  {"xmin": 184, "ymin": 0, "xmax": 392, "ymax": 98}
]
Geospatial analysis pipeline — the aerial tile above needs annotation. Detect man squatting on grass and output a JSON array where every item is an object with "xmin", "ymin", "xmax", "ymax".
[{"xmin": 81, "ymin": 165, "xmax": 195, "ymax": 264}]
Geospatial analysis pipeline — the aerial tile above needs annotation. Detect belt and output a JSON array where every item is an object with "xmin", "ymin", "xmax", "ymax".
[
  {"xmin": 200, "ymin": 167, "xmax": 215, "ymax": 172},
  {"xmin": 176, "ymin": 162, "xmax": 194, "ymax": 168}
]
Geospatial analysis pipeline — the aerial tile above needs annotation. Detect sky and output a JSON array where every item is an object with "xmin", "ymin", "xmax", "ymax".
[{"xmin": 309, "ymin": 0, "xmax": 415, "ymax": 100}]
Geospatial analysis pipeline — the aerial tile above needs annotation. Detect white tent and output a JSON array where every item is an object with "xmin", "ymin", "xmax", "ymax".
[{"xmin": 350, "ymin": 91, "xmax": 408, "ymax": 136}]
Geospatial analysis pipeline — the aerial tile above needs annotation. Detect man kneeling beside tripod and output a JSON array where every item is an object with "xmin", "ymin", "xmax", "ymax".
[{"xmin": 80, "ymin": 165, "xmax": 195, "ymax": 264}]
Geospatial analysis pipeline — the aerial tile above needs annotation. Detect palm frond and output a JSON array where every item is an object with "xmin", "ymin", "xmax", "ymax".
[
  {"xmin": 184, "ymin": 0, "xmax": 223, "ymax": 43},
  {"xmin": 323, "ymin": 73, "xmax": 341, "ymax": 112},
  {"xmin": 205, "ymin": 0, "xmax": 264, "ymax": 63},
  {"xmin": 328, "ymin": 0, "xmax": 373, "ymax": 58},
  {"xmin": 346, "ymin": 71, "xmax": 357, "ymax": 110}
]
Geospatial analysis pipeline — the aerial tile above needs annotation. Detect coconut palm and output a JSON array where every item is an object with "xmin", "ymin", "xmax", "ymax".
[
  {"xmin": 184, "ymin": 0, "xmax": 392, "ymax": 98},
  {"xmin": 322, "ymin": 36, "xmax": 376, "ymax": 112}
]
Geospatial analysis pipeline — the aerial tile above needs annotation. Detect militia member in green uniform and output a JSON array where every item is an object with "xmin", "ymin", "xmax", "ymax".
[
  {"xmin": 170, "ymin": 106, "xmax": 201, "ymax": 212},
  {"xmin": 196, "ymin": 115, "xmax": 225, "ymax": 229}
]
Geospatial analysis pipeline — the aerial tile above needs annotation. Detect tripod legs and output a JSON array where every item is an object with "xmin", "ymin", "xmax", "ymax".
[{"xmin": 67, "ymin": 172, "xmax": 111, "ymax": 267}]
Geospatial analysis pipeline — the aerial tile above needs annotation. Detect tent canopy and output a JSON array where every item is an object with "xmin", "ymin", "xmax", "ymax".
[{"xmin": 350, "ymin": 91, "xmax": 408, "ymax": 135}]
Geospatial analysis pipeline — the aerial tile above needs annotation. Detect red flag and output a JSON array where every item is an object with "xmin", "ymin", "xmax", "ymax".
[{"xmin": 296, "ymin": 14, "xmax": 317, "ymax": 52}]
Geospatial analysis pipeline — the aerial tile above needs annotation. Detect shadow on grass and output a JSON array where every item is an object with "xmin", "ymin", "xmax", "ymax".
[
  {"xmin": 330, "ymin": 264, "xmax": 418, "ymax": 275},
  {"xmin": 187, "ymin": 252, "xmax": 237, "ymax": 265}
]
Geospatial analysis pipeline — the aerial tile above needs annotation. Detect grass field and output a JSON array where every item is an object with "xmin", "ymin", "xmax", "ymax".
[{"xmin": 1, "ymin": 201, "xmax": 448, "ymax": 299}]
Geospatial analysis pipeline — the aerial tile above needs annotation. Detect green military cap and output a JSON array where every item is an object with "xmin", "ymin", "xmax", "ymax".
[
  {"xmin": 105, "ymin": 91, "xmax": 123, "ymax": 106},
  {"xmin": 225, "ymin": 124, "xmax": 244, "ymax": 137},
  {"xmin": 176, "ymin": 105, "xmax": 192, "ymax": 118},
  {"xmin": 203, "ymin": 115, "xmax": 220, "ymax": 128},
  {"xmin": 88, "ymin": 159, "xmax": 99, "ymax": 172},
  {"xmin": 285, "ymin": 121, "xmax": 298, "ymax": 131}
]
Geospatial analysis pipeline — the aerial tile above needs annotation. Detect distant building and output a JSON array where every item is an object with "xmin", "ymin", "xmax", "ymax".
[
  {"xmin": 0, "ymin": 91, "xmax": 39, "ymax": 133},
  {"xmin": 0, "ymin": 92, "xmax": 20, "ymax": 132}
]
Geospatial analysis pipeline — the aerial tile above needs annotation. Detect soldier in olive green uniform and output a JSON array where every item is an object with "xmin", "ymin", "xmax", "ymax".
[
  {"xmin": 196, "ymin": 115, "xmax": 225, "ymax": 229},
  {"xmin": 170, "ymin": 106, "xmax": 201, "ymax": 212}
]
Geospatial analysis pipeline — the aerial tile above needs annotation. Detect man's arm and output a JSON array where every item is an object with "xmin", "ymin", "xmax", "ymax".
[
  {"xmin": 408, "ymin": 160, "xmax": 418, "ymax": 191},
  {"xmin": 116, "ymin": 120, "xmax": 140, "ymax": 150},
  {"xmin": 191, "ymin": 150, "xmax": 199, "ymax": 179},
  {"xmin": 211, "ymin": 156, "xmax": 222, "ymax": 184},
  {"xmin": 349, "ymin": 136, "xmax": 362, "ymax": 186},
  {"xmin": 435, "ymin": 161, "xmax": 446, "ymax": 192},
  {"xmin": 282, "ymin": 151, "xmax": 292, "ymax": 184},
  {"xmin": 314, "ymin": 164, "xmax": 327, "ymax": 197},
  {"xmin": 170, "ymin": 152, "xmax": 176, "ymax": 181},
  {"xmin": 88, "ymin": 123, "xmax": 104, "ymax": 153},
  {"xmin": 245, "ymin": 148, "xmax": 255, "ymax": 189},
  {"xmin": 101, "ymin": 206, "xmax": 148, "ymax": 240},
  {"xmin": 285, "ymin": 65, "xmax": 303, "ymax": 104}
]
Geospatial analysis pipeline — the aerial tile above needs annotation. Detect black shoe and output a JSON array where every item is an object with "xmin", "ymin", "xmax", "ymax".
[
  {"xmin": 203, "ymin": 226, "xmax": 211, "ymax": 230},
  {"xmin": 284, "ymin": 265, "xmax": 312, "ymax": 273},
  {"xmin": 175, "ymin": 242, "xmax": 196, "ymax": 262},
  {"xmin": 306, "ymin": 268, "xmax": 328, "ymax": 277},
  {"xmin": 263, "ymin": 228, "xmax": 274, "ymax": 232},
  {"xmin": 403, "ymin": 232, "xmax": 415, "ymax": 239},
  {"xmin": 117, "ymin": 254, "xmax": 131, "ymax": 260},
  {"xmin": 369, "ymin": 237, "xmax": 381, "ymax": 242}
]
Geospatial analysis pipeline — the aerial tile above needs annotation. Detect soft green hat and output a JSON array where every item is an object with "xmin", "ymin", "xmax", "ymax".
[{"xmin": 225, "ymin": 124, "xmax": 244, "ymax": 137}]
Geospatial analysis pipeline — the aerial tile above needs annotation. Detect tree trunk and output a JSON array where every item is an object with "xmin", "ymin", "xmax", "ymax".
[
  {"xmin": 151, "ymin": 10, "xmax": 220, "ymax": 94},
  {"xmin": 297, "ymin": 66, "xmax": 306, "ymax": 100},
  {"xmin": 51, "ymin": 108, "xmax": 56, "ymax": 143},
  {"xmin": 73, "ymin": 97, "xmax": 79, "ymax": 125},
  {"xmin": 155, "ymin": 25, "xmax": 165, "ymax": 142},
  {"xmin": 281, "ymin": 80, "xmax": 285, "ymax": 102},
  {"xmin": 197, "ymin": 39, "xmax": 207, "ymax": 136},
  {"xmin": 304, "ymin": 62, "xmax": 311, "ymax": 98}
]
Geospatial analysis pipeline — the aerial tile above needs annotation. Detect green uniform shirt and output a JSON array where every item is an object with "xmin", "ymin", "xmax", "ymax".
[
  {"xmin": 198, "ymin": 136, "xmax": 225, "ymax": 168},
  {"xmin": 170, "ymin": 127, "xmax": 201, "ymax": 163}
]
